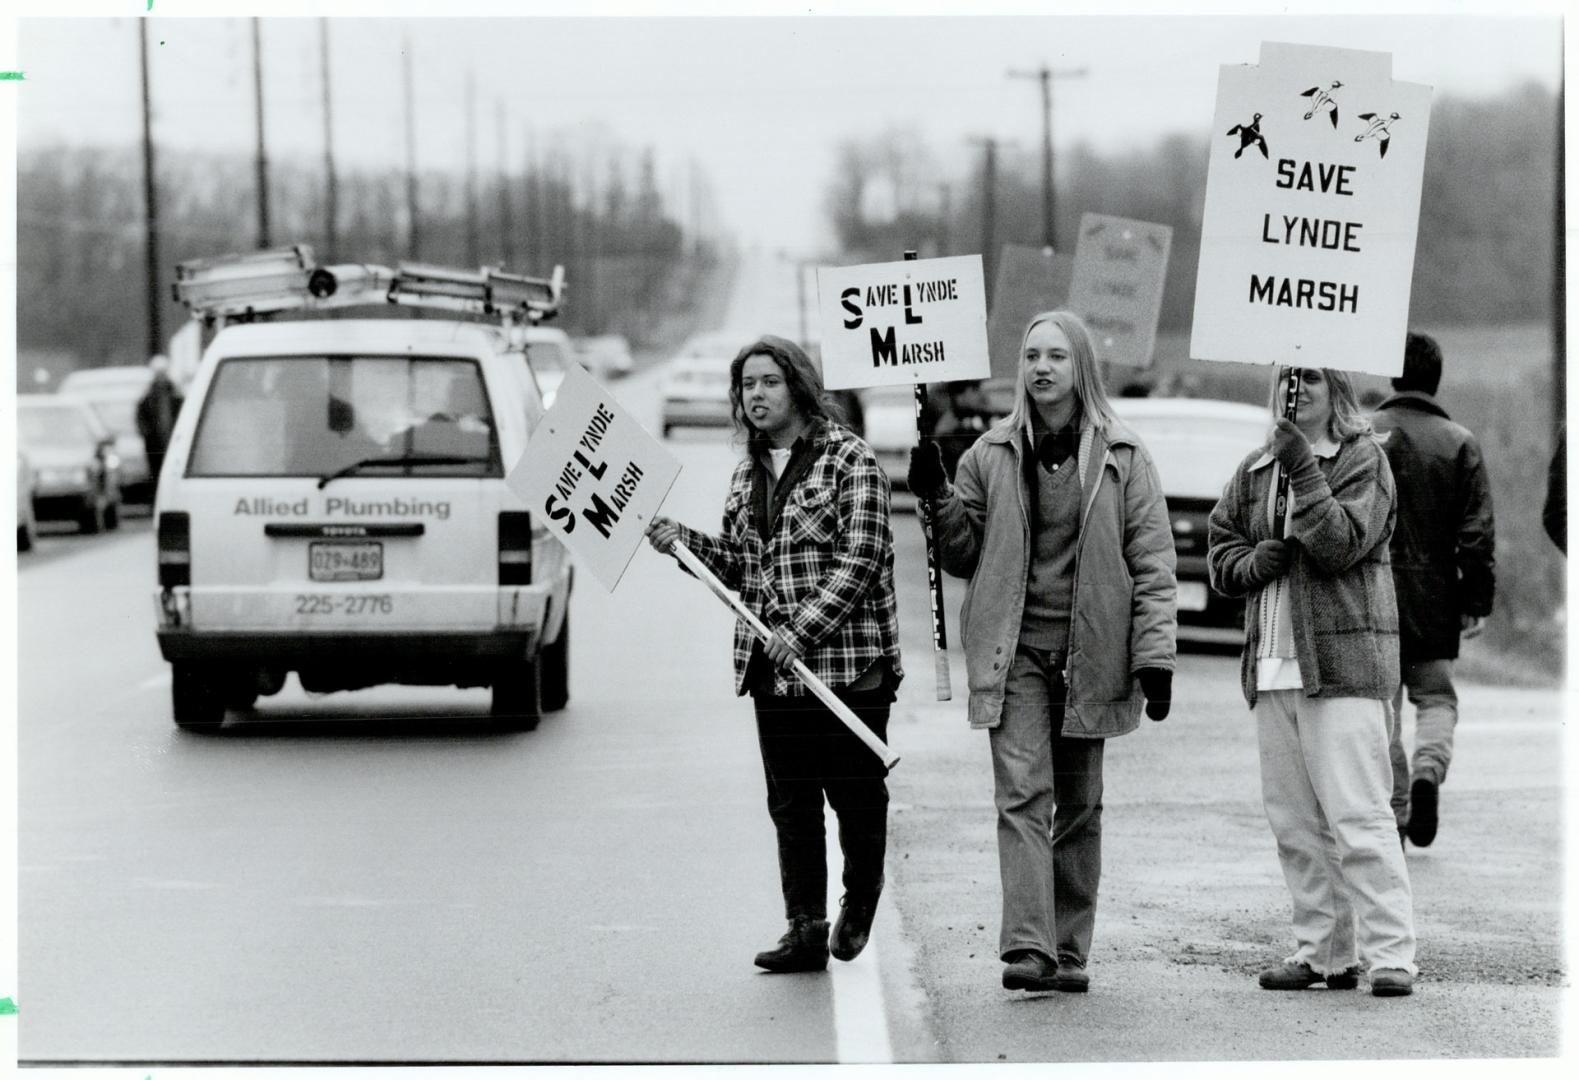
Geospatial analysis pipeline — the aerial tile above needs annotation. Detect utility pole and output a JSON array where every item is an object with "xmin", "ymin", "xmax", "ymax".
[
  {"xmin": 1007, "ymin": 63, "xmax": 1086, "ymax": 250},
  {"xmin": 402, "ymin": 35, "xmax": 420, "ymax": 259},
  {"xmin": 1554, "ymin": 75, "xmax": 1565, "ymax": 433},
  {"xmin": 319, "ymin": 19, "xmax": 337, "ymax": 261},
  {"xmin": 464, "ymin": 70, "xmax": 480, "ymax": 267},
  {"xmin": 496, "ymin": 100, "xmax": 514, "ymax": 268},
  {"xmin": 970, "ymin": 136, "xmax": 1001, "ymax": 307},
  {"xmin": 139, "ymin": 20, "xmax": 161, "ymax": 360},
  {"xmin": 936, "ymin": 181, "xmax": 952, "ymax": 256},
  {"xmin": 251, "ymin": 18, "xmax": 270, "ymax": 249}
]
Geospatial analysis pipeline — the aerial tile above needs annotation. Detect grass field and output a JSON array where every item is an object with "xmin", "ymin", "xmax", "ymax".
[{"xmin": 1144, "ymin": 322, "xmax": 1564, "ymax": 682}]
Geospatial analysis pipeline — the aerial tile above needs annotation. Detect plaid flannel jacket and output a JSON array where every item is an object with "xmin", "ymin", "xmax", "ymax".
[{"xmin": 675, "ymin": 421, "xmax": 904, "ymax": 697}]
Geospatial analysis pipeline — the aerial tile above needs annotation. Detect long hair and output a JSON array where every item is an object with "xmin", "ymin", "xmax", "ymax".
[
  {"xmin": 727, "ymin": 335, "xmax": 841, "ymax": 452},
  {"xmin": 997, "ymin": 310, "xmax": 1118, "ymax": 442},
  {"xmin": 1268, "ymin": 365, "xmax": 1374, "ymax": 442}
]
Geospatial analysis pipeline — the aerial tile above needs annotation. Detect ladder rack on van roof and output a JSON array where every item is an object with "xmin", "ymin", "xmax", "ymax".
[{"xmin": 172, "ymin": 244, "xmax": 565, "ymax": 327}]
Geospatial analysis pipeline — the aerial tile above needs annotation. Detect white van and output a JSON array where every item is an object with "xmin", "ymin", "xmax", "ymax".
[{"xmin": 153, "ymin": 248, "xmax": 573, "ymax": 732}]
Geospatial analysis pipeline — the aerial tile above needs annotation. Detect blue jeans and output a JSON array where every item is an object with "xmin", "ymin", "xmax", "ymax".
[
  {"xmin": 1387, "ymin": 658, "xmax": 1459, "ymax": 828},
  {"xmin": 989, "ymin": 641, "xmax": 1105, "ymax": 966}
]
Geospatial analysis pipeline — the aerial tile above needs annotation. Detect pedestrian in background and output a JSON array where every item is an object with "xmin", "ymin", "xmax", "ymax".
[
  {"xmin": 907, "ymin": 310, "xmax": 1177, "ymax": 994},
  {"xmin": 136, "ymin": 354, "xmax": 183, "ymax": 500},
  {"xmin": 1208, "ymin": 365, "xmax": 1417, "ymax": 997},
  {"xmin": 1371, "ymin": 333, "xmax": 1496, "ymax": 849},
  {"xmin": 645, "ymin": 334, "xmax": 902, "ymax": 974},
  {"xmin": 1544, "ymin": 427, "xmax": 1565, "ymax": 555}
]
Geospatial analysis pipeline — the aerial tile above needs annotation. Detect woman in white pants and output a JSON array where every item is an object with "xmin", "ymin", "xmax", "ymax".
[{"xmin": 1207, "ymin": 366, "xmax": 1417, "ymax": 997}]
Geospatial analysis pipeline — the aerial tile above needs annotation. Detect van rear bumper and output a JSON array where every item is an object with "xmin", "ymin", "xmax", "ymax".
[{"xmin": 156, "ymin": 629, "xmax": 536, "ymax": 663}]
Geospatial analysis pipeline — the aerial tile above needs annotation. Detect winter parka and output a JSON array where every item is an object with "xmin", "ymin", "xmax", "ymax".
[{"xmin": 927, "ymin": 416, "xmax": 1177, "ymax": 734}]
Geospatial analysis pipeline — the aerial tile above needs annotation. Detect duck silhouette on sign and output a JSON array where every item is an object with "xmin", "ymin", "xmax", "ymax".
[
  {"xmin": 1299, "ymin": 80, "xmax": 1344, "ymax": 129},
  {"xmin": 1355, "ymin": 112, "xmax": 1401, "ymax": 157},
  {"xmin": 1226, "ymin": 112, "xmax": 1268, "ymax": 159}
]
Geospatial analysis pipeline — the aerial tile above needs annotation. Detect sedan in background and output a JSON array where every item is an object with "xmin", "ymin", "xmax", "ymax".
[
  {"xmin": 575, "ymin": 334, "xmax": 635, "ymax": 380},
  {"xmin": 16, "ymin": 449, "xmax": 37, "ymax": 551},
  {"xmin": 661, "ymin": 331, "xmax": 746, "ymax": 436},
  {"xmin": 17, "ymin": 394, "xmax": 124, "ymax": 534},
  {"xmin": 1111, "ymin": 396, "xmax": 1269, "ymax": 645},
  {"xmin": 858, "ymin": 385, "xmax": 917, "ymax": 495},
  {"xmin": 524, "ymin": 325, "xmax": 575, "ymax": 409},
  {"xmin": 57, "ymin": 365, "xmax": 157, "ymax": 504}
]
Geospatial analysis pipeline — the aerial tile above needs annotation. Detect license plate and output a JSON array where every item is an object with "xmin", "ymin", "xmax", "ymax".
[
  {"xmin": 309, "ymin": 541, "xmax": 383, "ymax": 582},
  {"xmin": 1178, "ymin": 581, "xmax": 1208, "ymax": 612}
]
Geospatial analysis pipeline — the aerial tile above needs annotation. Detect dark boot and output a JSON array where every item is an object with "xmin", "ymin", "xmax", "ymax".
[
  {"xmin": 754, "ymin": 915, "xmax": 830, "ymax": 973},
  {"xmin": 831, "ymin": 892, "xmax": 880, "ymax": 962}
]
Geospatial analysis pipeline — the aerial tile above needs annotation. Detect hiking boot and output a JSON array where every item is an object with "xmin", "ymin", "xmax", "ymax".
[
  {"xmin": 831, "ymin": 893, "xmax": 880, "ymax": 962},
  {"xmin": 1370, "ymin": 968, "xmax": 1415, "ymax": 997},
  {"xmin": 1407, "ymin": 778, "xmax": 1439, "ymax": 847},
  {"xmin": 1052, "ymin": 958, "xmax": 1090, "ymax": 993},
  {"xmin": 754, "ymin": 915, "xmax": 829, "ymax": 973},
  {"xmin": 1259, "ymin": 960, "xmax": 1359, "ymax": 990},
  {"xmin": 1001, "ymin": 950, "xmax": 1059, "ymax": 991}
]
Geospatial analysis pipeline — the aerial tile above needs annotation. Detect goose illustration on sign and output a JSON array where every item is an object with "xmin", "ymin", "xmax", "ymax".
[
  {"xmin": 1356, "ymin": 112, "xmax": 1402, "ymax": 157},
  {"xmin": 1300, "ymin": 80, "xmax": 1343, "ymax": 128},
  {"xmin": 1227, "ymin": 113, "xmax": 1269, "ymax": 159}
]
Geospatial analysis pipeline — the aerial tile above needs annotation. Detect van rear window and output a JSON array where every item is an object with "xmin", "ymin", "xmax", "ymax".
[{"xmin": 187, "ymin": 356, "xmax": 502, "ymax": 479}]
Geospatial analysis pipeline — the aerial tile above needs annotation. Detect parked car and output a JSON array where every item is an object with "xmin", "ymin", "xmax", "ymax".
[
  {"xmin": 16, "ymin": 394, "xmax": 123, "ymax": 534},
  {"xmin": 858, "ymin": 385, "xmax": 916, "ymax": 493},
  {"xmin": 661, "ymin": 331, "xmax": 746, "ymax": 436},
  {"xmin": 57, "ymin": 365, "xmax": 159, "ymax": 504},
  {"xmin": 574, "ymin": 334, "xmax": 635, "ymax": 380},
  {"xmin": 523, "ymin": 325, "xmax": 575, "ymax": 409},
  {"xmin": 1110, "ymin": 396, "xmax": 1270, "ymax": 644},
  {"xmin": 16, "ymin": 449, "xmax": 37, "ymax": 551},
  {"xmin": 154, "ymin": 249, "xmax": 574, "ymax": 732}
]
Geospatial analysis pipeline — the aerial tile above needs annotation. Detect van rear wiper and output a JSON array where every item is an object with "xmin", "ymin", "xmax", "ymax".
[{"xmin": 318, "ymin": 454, "xmax": 489, "ymax": 489}]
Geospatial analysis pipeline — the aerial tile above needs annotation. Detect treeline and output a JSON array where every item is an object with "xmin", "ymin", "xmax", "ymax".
[
  {"xmin": 824, "ymin": 82, "xmax": 1558, "ymax": 330},
  {"xmin": 18, "ymin": 141, "xmax": 716, "ymax": 367}
]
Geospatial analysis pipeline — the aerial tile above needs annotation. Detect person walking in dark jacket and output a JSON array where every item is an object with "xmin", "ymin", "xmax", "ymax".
[
  {"xmin": 1371, "ymin": 333, "xmax": 1495, "ymax": 849},
  {"xmin": 645, "ymin": 335, "xmax": 902, "ymax": 974},
  {"xmin": 135, "ymin": 355, "xmax": 183, "ymax": 500}
]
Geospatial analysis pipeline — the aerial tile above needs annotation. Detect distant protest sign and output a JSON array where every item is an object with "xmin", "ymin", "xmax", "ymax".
[
  {"xmin": 816, "ymin": 254, "xmax": 991, "ymax": 389},
  {"xmin": 987, "ymin": 245, "xmax": 1075, "ymax": 380},
  {"xmin": 1066, "ymin": 214, "xmax": 1173, "ymax": 369},
  {"xmin": 1191, "ymin": 42, "xmax": 1432, "ymax": 378},
  {"xmin": 507, "ymin": 364, "xmax": 680, "ymax": 591}
]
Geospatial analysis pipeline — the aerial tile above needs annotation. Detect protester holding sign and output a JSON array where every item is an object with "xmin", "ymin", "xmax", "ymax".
[
  {"xmin": 906, "ymin": 310, "xmax": 1177, "ymax": 994},
  {"xmin": 644, "ymin": 334, "xmax": 903, "ymax": 974},
  {"xmin": 1207, "ymin": 366, "xmax": 1417, "ymax": 998}
]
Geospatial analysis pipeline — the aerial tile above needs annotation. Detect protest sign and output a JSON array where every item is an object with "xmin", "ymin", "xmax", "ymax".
[
  {"xmin": 986, "ymin": 244, "xmax": 1074, "ymax": 380},
  {"xmin": 1066, "ymin": 214, "xmax": 1173, "ymax": 369},
  {"xmin": 1191, "ymin": 42, "xmax": 1432, "ymax": 378},
  {"xmin": 815, "ymin": 254, "xmax": 990, "ymax": 389},
  {"xmin": 507, "ymin": 364, "xmax": 680, "ymax": 591}
]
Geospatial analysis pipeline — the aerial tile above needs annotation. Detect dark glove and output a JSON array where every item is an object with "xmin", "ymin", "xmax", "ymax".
[
  {"xmin": 1248, "ymin": 539, "xmax": 1292, "ymax": 585},
  {"xmin": 1137, "ymin": 667, "xmax": 1172, "ymax": 721},
  {"xmin": 907, "ymin": 440, "xmax": 948, "ymax": 500},
  {"xmin": 1270, "ymin": 417, "xmax": 1316, "ymax": 474}
]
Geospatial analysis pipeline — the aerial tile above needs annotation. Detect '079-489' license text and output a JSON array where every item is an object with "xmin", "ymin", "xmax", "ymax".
[{"xmin": 295, "ymin": 594, "xmax": 394, "ymax": 615}]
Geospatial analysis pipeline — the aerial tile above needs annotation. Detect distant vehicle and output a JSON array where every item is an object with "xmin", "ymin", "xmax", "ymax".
[
  {"xmin": 16, "ymin": 394, "xmax": 123, "ymax": 534},
  {"xmin": 57, "ymin": 365, "xmax": 157, "ymax": 503},
  {"xmin": 16, "ymin": 449, "xmax": 37, "ymax": 551},
  {"xmin": 661, "ymin": 331, "xmax": 748, "ymax": 436},
  {"xmin": 153, "ymin": 245, "xmax": 573, "ymax": 732},
  {"xmin": 1110, "ymin": 396, "xmax": 1270, "ymax": 645},
  {"xmin": 523, "ymin": 325, "xmax": 575, "ymax": 409},
  {"xmin": 574, "ymin": 334, "xmax": 635, "ymax": 380},
  {"xmin": 858, "ymin": 385, "xmax": 916, "ymax": 494}
]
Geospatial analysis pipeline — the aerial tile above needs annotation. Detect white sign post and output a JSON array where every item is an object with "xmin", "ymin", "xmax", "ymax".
[
  {"xmin": 815, "ymin": 254, "xmax": 991, "ymax": 389},
  {"xmin": 507, "ymin": 363, "xmax": 680, "ymax": 592},
  {"xmin": 1191, "ymin": 42, "xmax": 1432, "ymax": 379},
  {"xmin": 1066, "ymin": 213, "xmax": 1173, "ymax": 369}
]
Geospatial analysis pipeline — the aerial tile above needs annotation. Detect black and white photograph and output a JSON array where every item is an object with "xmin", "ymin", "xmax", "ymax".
[{"xmin": 3, "ymin": 0, "xmax": 1570, "ymax": 1073}]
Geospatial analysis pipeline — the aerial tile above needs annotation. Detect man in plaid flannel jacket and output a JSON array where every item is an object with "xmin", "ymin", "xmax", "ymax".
[{"xmin": 646, "ymin": 335, "xmax": 902, "ymax": 975}]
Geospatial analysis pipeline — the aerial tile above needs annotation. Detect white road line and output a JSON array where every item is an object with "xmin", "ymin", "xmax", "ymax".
[{"xmin": 825, "ymin": 804, "xmax": 894, "ymax": 1064}]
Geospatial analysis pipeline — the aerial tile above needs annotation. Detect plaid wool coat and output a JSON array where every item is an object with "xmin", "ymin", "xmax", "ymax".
[{"xmin": 675, "ymin": 420, "xmax": 903, "ymax": 698}]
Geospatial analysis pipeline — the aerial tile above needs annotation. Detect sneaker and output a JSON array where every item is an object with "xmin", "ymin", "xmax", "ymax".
[
  {"xmin": 831, "ymin": 893, "xmax": 880, "ymax": 962},
  {"xmin": 1407, "ymin": 778, "xmax": 1439, "ymax": 847},
  {"xmin": 754, "ymin": 915, "xmax": 830, "ymax": 973},
  {"xmin": 1370, "ymin": 968, "xmax": 1415, "ymax": 997},
  {"xmin": 1052, "ymin": 958, "xmax": 1090, "ymax": 993},
  {"xmin": 1001, "ymin": 950, "xmax": 1059, "ymax": 991},
  {"xmin": 1259, "ymin": 960, "xmax": 1360, "ymax": 990}
]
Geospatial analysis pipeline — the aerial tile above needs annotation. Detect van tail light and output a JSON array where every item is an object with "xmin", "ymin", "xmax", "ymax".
[
  {"xmin": 158, "ymin": 511, "xmax": 191, "ymax": 587},
  {"xmin": 498, "ymin": 511, "xmax": 533, "ymax": 585}
]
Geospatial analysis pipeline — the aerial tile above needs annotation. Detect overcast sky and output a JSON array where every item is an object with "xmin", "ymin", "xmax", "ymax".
[{"xmin": 6, "ymin": 3, "xmax": 1566, "ymax": 255}]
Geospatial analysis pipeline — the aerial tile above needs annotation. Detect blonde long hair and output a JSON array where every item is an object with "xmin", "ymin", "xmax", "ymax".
[
  {"xmin": 1268, "ymin": 365, "xmax": 1374, "ymax": 442},
  {"xmin": 998, "ymin": 310, "xmax": 1118, "ymax": 442}
]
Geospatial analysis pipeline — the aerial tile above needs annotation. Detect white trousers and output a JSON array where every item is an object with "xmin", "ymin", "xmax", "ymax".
[{"xmin": 1254, "ymin": 691, "xmax": 1417, "ymax": 975}]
